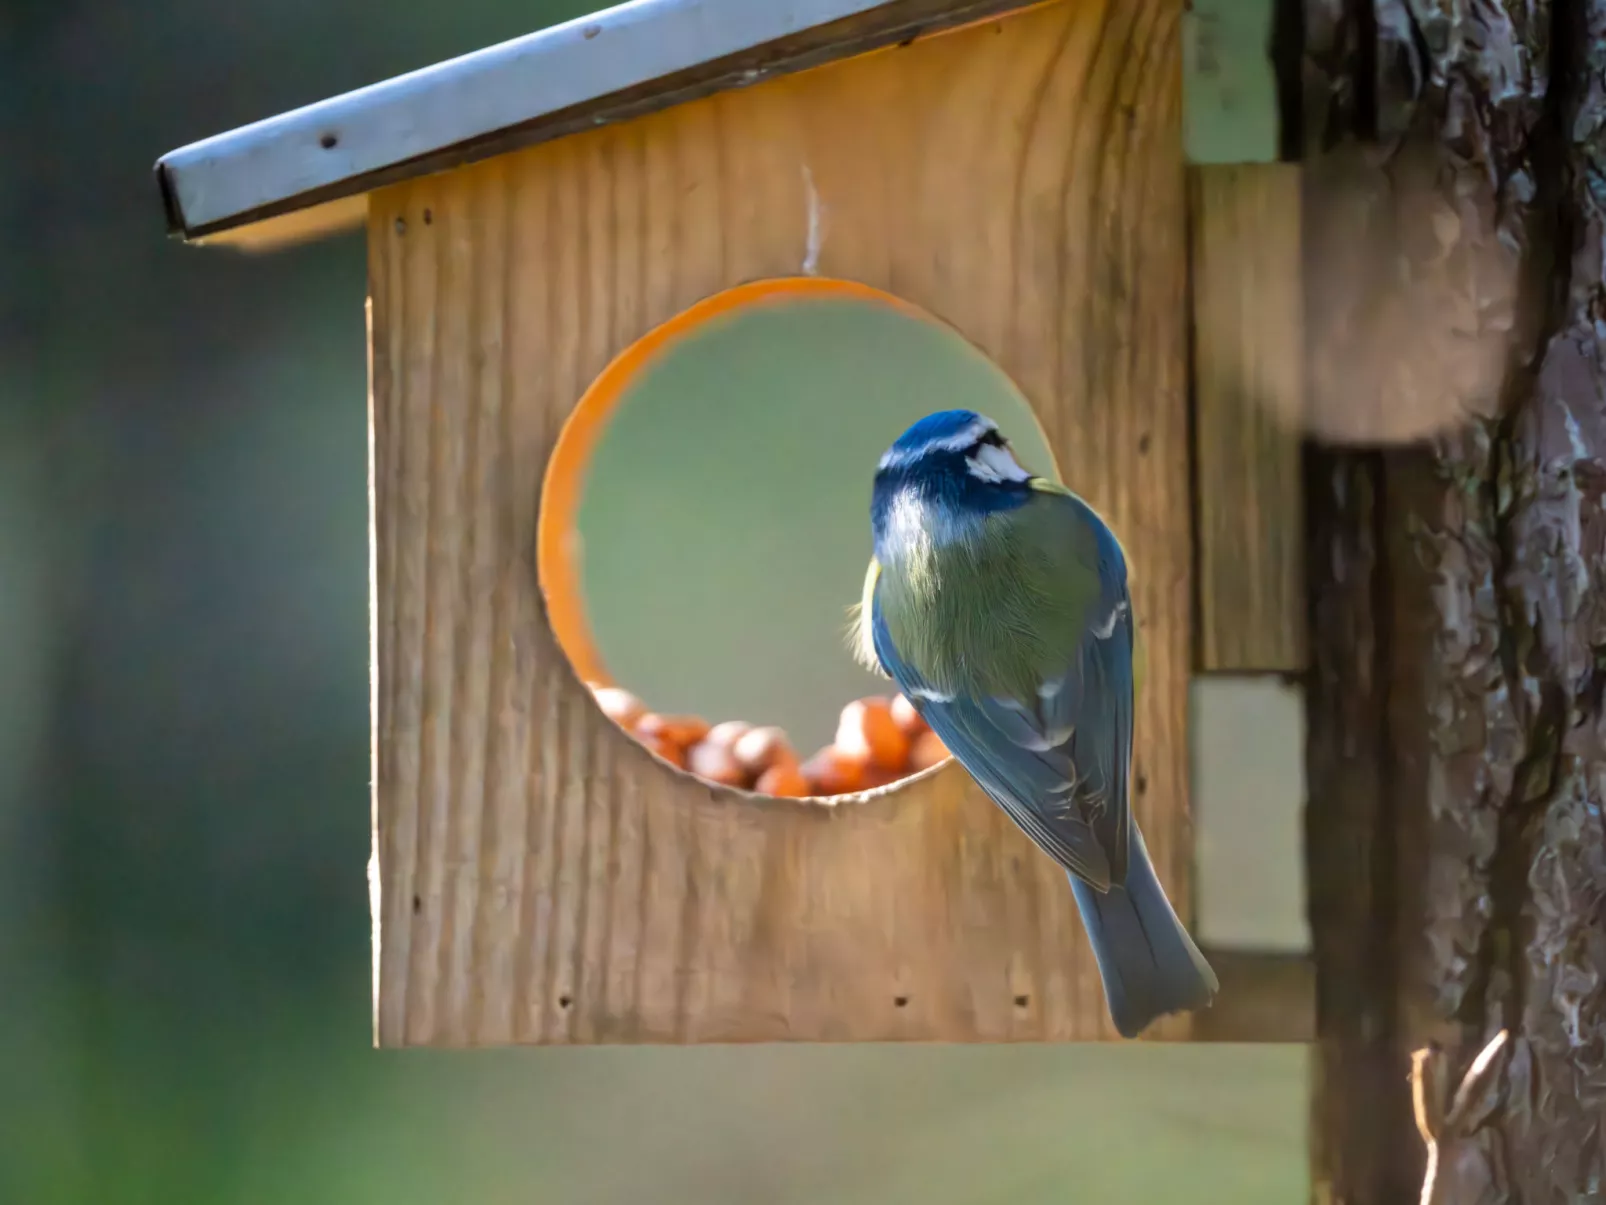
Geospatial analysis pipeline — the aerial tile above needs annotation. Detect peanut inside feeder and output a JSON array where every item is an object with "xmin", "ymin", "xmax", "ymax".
[{"xmin": 587, "ymin": 683, "xmax": 949, "ymax": 796}]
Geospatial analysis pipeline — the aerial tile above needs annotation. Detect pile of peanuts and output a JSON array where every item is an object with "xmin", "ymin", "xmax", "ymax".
[{"xmin": 588, "ymin": 684, "xmax": 949, "ymax": 797}]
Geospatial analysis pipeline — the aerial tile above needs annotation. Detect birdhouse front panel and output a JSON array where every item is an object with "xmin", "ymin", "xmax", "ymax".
[{"xmin": 366, "ymin": 0, "xmax": 1191, "ymax": 1046}]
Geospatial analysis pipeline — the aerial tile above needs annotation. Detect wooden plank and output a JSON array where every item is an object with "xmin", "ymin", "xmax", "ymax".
[
  {"xmin": 1189, "ymin": 162, "xmax": 1306, "ymax": 672},
  {"xmin": 369, "ymin": 0, "xmax": 1191, "ymax": 1047},
  {"xmin": 155, "ymin": 0, "xmax": 1044, "ymax": 241}
]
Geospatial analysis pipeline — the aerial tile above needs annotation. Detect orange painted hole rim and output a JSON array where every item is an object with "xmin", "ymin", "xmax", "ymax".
[
  {"xmin": 535, "ymin": 275, "xmax": 988, "ymax": 801},
  {"xmin": 537, "ymin": 276, "xmax": 947, "ymax": 687}
]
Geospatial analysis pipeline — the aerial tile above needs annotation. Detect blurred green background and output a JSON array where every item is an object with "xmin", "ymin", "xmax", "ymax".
[
  {"xmin": 575, "ymin": 296, "xmax": 1057, "ymax": 750},
  {"xmin": 2, "ymin": 0, "xmax": 1305, "ymax": 1201}
]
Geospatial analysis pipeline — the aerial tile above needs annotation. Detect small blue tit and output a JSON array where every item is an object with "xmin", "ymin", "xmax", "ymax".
[{"xmin": 851, "ymin": 409, "xmax": 1218, "ymax": 1038}]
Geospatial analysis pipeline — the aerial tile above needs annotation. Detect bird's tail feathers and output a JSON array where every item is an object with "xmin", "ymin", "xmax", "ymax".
[{"xmin": 1068, "ymin": 825, "xmax": 1218, "ymax": 1039}]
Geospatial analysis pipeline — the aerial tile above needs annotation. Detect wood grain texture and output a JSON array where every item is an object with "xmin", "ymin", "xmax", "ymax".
[
  {"xmin": 1189, "ymin": 163, "xmax": 1305, "ymax": 672},
  {"xmin": 368, "ymin": 0, "xmax": 1191, "ymax": 1046}
]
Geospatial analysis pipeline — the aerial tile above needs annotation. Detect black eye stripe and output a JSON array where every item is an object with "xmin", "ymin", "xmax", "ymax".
[{"xmin": 977, "ymin": 430, "xmax": 1006, "ymax": 449}]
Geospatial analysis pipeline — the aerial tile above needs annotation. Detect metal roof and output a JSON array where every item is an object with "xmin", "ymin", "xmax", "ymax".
[{"xmin": 154, "ymin": 0, "xmax": 1035, "ymax": 245}]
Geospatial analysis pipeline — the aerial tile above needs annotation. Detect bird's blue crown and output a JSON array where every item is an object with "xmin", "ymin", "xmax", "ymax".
[
  {"xmin": 876, "ymin": 409, "xmax": 999, "ymax": 466},
  {"xmin": 870, "ymin": 409, "xmax": 1037, "ymax": 550}
]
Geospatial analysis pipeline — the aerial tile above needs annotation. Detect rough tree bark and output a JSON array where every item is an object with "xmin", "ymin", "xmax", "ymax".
[{"xmin": 1302, "ymin": 2, "xmax": 1606, "ymax": 1202}]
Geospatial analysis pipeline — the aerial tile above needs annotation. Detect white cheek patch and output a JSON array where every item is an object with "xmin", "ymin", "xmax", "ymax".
[{"xmin": 966, "ymin": 442, "xmax": 1032, "ymax": 484}]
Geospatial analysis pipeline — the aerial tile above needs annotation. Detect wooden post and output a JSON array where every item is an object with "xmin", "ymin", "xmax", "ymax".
[
  {"xmin": 1304, "ymin": 1, "xmax": 1606, "ymax": 1200},
  {"xmin": 367, "ymin": 0, "xmax": 1195, "ymax": 1047}
]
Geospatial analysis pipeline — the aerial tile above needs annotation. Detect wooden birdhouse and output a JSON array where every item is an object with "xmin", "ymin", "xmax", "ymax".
[{"xmin": 157, "ymin": 0, "xmax": 1310, "ymax": 1047}]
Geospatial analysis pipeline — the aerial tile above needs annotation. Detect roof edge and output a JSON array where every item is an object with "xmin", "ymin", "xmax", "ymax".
[{"xmin": 156, "ymin": 0, "xmax": 1040, "ymax": 245}]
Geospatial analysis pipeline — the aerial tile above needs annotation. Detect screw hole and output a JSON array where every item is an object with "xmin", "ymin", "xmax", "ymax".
[
  {"xmin": 558, "ymin": 994, "xmax": 572, "ymax": 1009},
  {"xmin": 422, "ymin": 208, "xmax": 433, "ymax": 225},
  {"xmin": 1014, "ymin": 994, "xmax": 1030, "ymax": 1008},
  {"xmin": 411, "ymin": 895, "xmax": 421, "ymax": 914},
  {"xmin": 319, "ymin": 132, "xmax": 339, "ymax": 150},
  {"xmin": 894, "ymin": 995, "xmax": 909, "ymax": 1008},
  {"xmin": 1137, "ymin": 433, "xmax": 1151, "ymax": 455},
  {"xmin": 1136, "ymin": 773, "xmax": 1149, "ymax": 796}
]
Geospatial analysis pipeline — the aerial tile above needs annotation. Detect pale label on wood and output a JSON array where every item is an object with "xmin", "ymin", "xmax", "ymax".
[{"xmin": 368, "ymin": 0, "xmax": 1191, "ymax": 1046}]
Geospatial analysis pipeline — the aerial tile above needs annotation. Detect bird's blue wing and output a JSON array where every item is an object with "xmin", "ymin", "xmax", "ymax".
[{"xmin": 870, "ymin": 503, "xmax": 1134, "ymax": 892}]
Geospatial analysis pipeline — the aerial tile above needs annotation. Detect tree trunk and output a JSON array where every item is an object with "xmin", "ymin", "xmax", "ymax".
[{"xmin": 1302, "ymin": 2, "xmax": 1606, "ymax": 1202}]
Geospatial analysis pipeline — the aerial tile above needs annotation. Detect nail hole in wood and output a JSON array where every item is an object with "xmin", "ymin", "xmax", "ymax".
[
  {"xmin": 423, "ymin": 208, "xmax": 433, "ymax": 225},
  {"xmin": 1138, "ymin": 432, "xmax": 1151, "ymax": 454},
  {"xmin": 558, "ymin": 994, "xmax": 572, "ymax": 1009},
  {"xmin": 894, "ymin": 995, "xmax": 909, "ymax": 1008},
  {"xmin": 1136, "ymin": 772, "xmax": 1149, "ymax": 796},
  {"xmin": 1014, "ymin": 994, "xmax": 1030, "ymax": 1008},
  {"xmin": 411, "ymin": 894, "xmax": 421, "ymax": 914}
]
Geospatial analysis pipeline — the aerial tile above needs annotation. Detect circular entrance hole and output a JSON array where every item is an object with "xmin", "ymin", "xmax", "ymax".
[{"xmin": 538, "ymin": 278, "xmax": 1056, "ymax": 798}]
